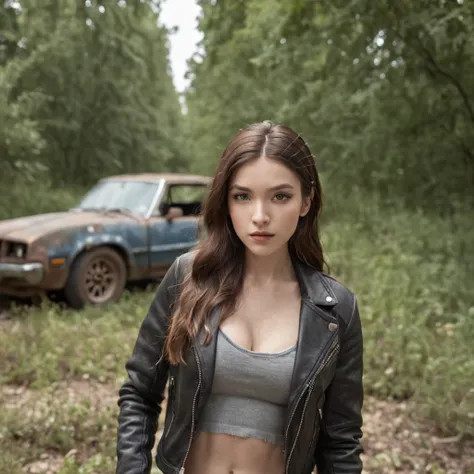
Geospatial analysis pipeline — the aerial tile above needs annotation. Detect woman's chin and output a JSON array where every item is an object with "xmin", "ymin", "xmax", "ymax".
[{"xmin": 243, "ymin": 239, "xmax": 287, "ymax": 258}]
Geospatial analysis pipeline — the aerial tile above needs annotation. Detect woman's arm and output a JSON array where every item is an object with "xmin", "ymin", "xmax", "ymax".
[
  {"xmin": 116, "ymin": 256, "xmax": 182, "ymax": 474},
  {"xmin": 314, "ymin": 295, "xmax": 364, "ymax": 474}
]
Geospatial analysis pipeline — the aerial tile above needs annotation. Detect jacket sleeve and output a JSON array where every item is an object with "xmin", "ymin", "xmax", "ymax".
[
  {"xmin": 116, "ymin": 256, "xmax": 182, "ymax": 474},
  {"xmin": 314, "ymin": 295, "xmax": 364, "ymax": 474}
]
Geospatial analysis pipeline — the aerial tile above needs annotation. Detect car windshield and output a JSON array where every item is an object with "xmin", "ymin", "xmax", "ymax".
[{"xmin": 77, "ymin": 180, "xmax": 160, "ymax": 216}]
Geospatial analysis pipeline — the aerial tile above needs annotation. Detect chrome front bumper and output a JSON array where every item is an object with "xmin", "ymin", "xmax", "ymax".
[{"xmin": 0, "ymin": 262, "xmax": 44, "ymax": 285}]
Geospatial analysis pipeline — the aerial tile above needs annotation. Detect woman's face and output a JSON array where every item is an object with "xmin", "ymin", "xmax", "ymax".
[{"xmin": 227, "ymin": 156, "xmax": 311, "ymax": 258}]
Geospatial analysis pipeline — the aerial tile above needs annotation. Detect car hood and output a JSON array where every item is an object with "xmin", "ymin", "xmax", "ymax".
[{"xmin": 0, "ymin": 211, "xmax": 141, "ymax": 243}]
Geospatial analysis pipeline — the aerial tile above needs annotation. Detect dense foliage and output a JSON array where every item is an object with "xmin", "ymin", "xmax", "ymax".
[
  {"xmin": 0, "ymin": 0, "xmax": 185, "ymax": 189},
  {"xmin": 185, "ymin": 0, "xmax": 474, "ymax": 212}
]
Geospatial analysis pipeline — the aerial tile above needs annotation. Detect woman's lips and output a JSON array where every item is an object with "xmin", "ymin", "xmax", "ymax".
[{"xmin": 249, "ymin": 233, "xmax": 274, "ymax": 242}]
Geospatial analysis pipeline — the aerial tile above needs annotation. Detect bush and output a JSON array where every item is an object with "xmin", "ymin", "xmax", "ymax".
[
  {"xmin": 323, "ymin": 184, "xmax": 474, "ymax": 436},
  {"xmin": 0, "ymin": 177, "xmax": 85, "ymax": 220}
]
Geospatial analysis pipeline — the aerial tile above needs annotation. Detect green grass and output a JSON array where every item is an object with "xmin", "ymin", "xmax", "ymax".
[
  {"xmin": 0, "ymin": 181, "xmax": 473, "ymax": 472},
  {"xmin": 0, "ymin": 291, "xmax": 154, "ymax": 388}
]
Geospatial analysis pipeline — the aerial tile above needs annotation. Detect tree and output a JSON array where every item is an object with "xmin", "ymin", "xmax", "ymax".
[
  {"xmin": 185, "ymin": 0, "xmax": 474, "ymax": 210},
  {"xmin": 0, "ymin": 0, "xmax": 186, "ymax": 186}
]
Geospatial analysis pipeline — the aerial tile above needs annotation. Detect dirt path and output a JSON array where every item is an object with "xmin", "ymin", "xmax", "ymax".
[
  {"xmin": 1, "ymin": 381, "xmax": 472, "ymax": 474},
  {"xmin": 361, "ymin": 396, "xmax": 473, "ymax": 473}
]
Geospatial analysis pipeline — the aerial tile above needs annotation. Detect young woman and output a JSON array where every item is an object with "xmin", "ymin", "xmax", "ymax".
[{"xmin": 116, "ymin": 122, "xmax": 364, "ymax": 474}]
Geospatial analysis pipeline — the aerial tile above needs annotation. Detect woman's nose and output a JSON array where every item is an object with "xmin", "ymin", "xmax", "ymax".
[{"xmin": 251, "ymin": 203, "xmax": 270, "ymax": 226}]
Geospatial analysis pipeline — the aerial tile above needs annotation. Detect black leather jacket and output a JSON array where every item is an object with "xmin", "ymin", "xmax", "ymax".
[{"xmin": 116, "ymin": 252, "xmax": 364, "ymax": 474}]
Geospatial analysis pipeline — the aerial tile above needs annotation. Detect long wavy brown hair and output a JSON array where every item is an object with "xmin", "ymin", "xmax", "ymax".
[{"xmin": 164, "ymin": 121, "xmax": 326, "ymax": 364}]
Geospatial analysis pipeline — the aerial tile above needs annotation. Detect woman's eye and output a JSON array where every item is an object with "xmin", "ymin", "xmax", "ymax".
[
  {"xmin": 274, "ymin": 193, "xmax": 291, "ymax": 201},
  {"xmin": 233, "ymin": 193, "xmax": 249, "ymax": 201}
]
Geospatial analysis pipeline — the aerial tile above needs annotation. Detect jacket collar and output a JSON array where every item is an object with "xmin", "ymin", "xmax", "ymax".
[{"xmin": 291, "ymin": 255, "xmax": 338, "ymax": 307}]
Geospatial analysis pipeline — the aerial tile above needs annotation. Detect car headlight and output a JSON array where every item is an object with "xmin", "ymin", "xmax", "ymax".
[
  {"xmin": 6, "ymin": 242, "xmax": 28, "ymax": 258},
  {"xmin": 15, "ymin": 245, "xmax": 25, "ymax": 258}
]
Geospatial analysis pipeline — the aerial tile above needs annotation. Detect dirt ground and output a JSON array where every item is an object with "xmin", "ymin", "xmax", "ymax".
[{"xmin": 1, "ymin": 379, "xmax": 473, "ymax": 474}]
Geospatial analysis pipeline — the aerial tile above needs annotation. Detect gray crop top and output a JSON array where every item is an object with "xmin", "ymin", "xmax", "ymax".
[{"xmin": 197, "ymin": 329, "xmax": 297, "ymax": 445}]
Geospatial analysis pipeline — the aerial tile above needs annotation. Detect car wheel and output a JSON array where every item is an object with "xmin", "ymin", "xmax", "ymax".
[{"xmin": 64, "ymin": 247, "xmax": 127, "ymax": 309}]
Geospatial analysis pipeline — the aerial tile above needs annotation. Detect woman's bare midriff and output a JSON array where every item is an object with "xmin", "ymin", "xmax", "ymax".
[{"xmin": 183, "ymin": 432, "xmax": 285, "ymax": 474}]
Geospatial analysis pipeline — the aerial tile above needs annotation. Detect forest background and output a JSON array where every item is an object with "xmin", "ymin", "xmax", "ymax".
[{"xmin": 0, "ymin": 1, "xmax": 473, "ymax": 473}]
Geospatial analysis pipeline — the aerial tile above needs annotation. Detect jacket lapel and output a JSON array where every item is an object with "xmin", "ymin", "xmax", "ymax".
[{"xmin": 287, "ymin": 258, "xmax": 339, "ymax": 410}]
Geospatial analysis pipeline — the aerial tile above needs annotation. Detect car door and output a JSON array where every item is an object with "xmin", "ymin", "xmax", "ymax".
[{"xmin": 147, "ymin": 183, "xmax": 207, "ymax": 275}]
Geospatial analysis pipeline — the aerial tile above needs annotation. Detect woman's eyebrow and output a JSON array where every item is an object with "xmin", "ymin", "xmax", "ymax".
[{"xmin": 229, "ymin": 183, "xmax": 295, "ymax": 191}]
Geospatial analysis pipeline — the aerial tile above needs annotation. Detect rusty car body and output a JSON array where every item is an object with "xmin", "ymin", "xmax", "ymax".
[{"xmin": 0, "ymin": 173, "xmax": 211, "ymax": 308}]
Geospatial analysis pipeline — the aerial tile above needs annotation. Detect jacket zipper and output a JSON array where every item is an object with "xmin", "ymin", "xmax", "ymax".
[
  {"xmin": 283, "ymin": 334, "xmax": 338, "ymax": 451},
  {"xmin": 164, "ymin": 376, "xmax": 175, "ymax": 438},
  {"xmin": 284, "ymin": 334, "xmax": 340, "ymax": 474},
  {"xmin": 179, "ymin": 347, "xmax": 202, "ymax": 474}
]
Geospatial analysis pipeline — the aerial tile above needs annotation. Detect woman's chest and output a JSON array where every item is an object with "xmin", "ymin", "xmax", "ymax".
[{"xmin": 220, "ymin": 287, "xmax": 301, "ymax": 353}]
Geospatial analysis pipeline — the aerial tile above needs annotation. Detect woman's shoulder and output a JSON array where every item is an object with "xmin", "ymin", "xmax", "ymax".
[
  {"xmin": 171, "ymin": 249, "xmax": 197, "ymax": 282},
  {"xmin": 175, "ymin": 249, "xmax": 196, "ymax": 272}
]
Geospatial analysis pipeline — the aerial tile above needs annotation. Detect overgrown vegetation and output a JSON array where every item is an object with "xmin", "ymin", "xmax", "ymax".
[
  {"xmin": 324, "ymin": 189, "xmax": 474, "ymax": 438},
  {"xmin": 2, "ymin": 188, "xmax": 472, "ymax": 439},
  {"xmin": 1, "ymin": 187, "xmax": 473, "ymax": 473},
  {"xmin": 0, "ymin": 291, "xmax": 151, "ymax": 388},
  {"xmin": 0, "ymin": 177, "xmax": 83, "ymax": 220}
]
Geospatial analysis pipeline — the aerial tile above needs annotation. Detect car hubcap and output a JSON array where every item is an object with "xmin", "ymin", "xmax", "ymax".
[{"xmin": 84, "ymin": 257, "xmax": 118, "ymax": 303}]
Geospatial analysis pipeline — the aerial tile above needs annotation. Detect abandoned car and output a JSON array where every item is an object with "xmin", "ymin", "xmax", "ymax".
[{"xmin": 0, "ymin": 173, "xmax": 211, "ymax": 308}]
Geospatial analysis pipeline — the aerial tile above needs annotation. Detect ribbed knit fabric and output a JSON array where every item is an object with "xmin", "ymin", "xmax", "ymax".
[{"xmin": 197, "ymin": 329, "xmax": 296, "ymax": 446}]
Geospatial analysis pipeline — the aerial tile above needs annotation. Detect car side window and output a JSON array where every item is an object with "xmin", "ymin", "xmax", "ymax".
[{"xmin": 160, "ymin": 184, "xmax": 207, "ymax": 217}]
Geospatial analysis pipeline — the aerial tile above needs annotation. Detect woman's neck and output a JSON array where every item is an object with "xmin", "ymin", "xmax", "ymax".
[{"xmin": 243, "ymin": 247, "xmax": 295, "ymax": 286}]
